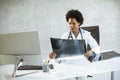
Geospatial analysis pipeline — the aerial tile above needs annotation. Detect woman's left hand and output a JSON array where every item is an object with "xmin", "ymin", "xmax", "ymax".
[{"xmin": 84, "ymin": 50, "xmax": 93, "ymax": 57}]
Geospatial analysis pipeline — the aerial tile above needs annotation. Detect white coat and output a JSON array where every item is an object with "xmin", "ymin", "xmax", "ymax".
[{"xmin": 61, "ymin": 28, "xmax": 101, "ymax": 61}]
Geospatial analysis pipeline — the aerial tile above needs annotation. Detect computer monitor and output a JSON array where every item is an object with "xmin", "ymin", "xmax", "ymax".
[
  {"xmin": 50, "ymin": 38, "xmax": 87, "ymax": 59},
  {"xmin": 0, "ymin": 31, "xmax": 42, "ymax": 65},
  {"xmin": 0, "ymin": 31, "xmax": 40, "ymax": 55}
]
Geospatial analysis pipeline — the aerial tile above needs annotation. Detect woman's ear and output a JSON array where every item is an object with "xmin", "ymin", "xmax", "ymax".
[{"xmin": 78, "ymin": 22, "xmax": 81, "ymax": 26}]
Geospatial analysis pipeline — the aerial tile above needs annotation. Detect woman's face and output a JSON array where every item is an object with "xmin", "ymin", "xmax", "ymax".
[{"xmin": 68, "ymin": 18, "xmax": 80, "ymax": 33}]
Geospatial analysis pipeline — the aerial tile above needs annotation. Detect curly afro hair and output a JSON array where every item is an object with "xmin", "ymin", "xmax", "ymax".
[{"xmin": 66, "ymin": 9, "xmax": 84, "ymax": 26}]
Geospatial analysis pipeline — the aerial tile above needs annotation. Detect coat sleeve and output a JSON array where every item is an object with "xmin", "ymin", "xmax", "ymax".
[{"xmin": 84, "ymin": 31, "xmax": 100, "ymax": 54}]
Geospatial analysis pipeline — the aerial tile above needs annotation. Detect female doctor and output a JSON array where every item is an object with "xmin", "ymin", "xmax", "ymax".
[{"xmin": 62, "ymin": 9, "xmax": 101, "ymax": 62}]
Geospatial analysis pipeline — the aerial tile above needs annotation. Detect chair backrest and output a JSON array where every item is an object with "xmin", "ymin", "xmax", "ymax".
[{"xmin": 81, "ymin": 25, "xmax": 100, "ymax": 50}]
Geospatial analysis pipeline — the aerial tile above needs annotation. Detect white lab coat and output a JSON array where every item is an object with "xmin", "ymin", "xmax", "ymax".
[{"xmin": 62, "ymin": 28, "xmax": 100, "ymax": 61}]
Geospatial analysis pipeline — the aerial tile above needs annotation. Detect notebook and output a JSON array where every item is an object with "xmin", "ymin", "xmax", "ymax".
[{"xmin": 50, "ymin": 38, "xmax": 87, "ymax": 59}]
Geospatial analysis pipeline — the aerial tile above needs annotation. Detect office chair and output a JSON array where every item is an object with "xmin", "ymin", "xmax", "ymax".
[{"xmin": 81, "ymin": 25, "xmax": 100, "ymax": 50}]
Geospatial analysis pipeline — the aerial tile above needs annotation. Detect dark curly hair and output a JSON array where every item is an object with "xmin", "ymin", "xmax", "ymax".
[{"xmin": 65, "ymin": 9, "xmax": 84, "ymax": 26}]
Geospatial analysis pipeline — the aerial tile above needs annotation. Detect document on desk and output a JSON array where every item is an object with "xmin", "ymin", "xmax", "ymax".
[{"xmin": 57, "ymin": 55, "xmax": 91, "ymax": 65}]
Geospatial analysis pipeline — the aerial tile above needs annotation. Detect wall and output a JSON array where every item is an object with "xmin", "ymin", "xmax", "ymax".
[{"xmin": 0, "ymin": 0, "xmax": 120, "ymax": 59}]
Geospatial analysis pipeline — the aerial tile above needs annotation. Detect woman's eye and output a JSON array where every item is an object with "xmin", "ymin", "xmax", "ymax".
[{"xmin": 73, "ymin": 23, "xmax": 75, "ymax": 25}]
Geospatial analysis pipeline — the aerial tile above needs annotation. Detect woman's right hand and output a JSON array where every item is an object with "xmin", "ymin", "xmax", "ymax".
[{"xmin": 49, "ymin": 52, "xmax": 57, "ymax": 59}]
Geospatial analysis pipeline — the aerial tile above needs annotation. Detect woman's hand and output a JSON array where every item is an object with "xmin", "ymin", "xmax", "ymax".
[
  {"xmin": 49, "ymin": 52, "xmax": 57, "ymax": 59},
  {"xmin": 84, "ymin": 50, "xmax": 93, "ymax": 57},
  {"xmin": 84, "ymin": 50, "xmax": 95, "ymax": 62}
]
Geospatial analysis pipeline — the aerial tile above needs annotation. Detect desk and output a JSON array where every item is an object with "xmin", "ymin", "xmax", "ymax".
[{"xmin": 1, "ymin": 51, "xmax": 120, "ymax": 80}]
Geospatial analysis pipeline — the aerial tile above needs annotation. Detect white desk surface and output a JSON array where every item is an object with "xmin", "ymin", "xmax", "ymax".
[{"xmin": 1, "ymin": 55, "xmax": 119, "ymax": 80}]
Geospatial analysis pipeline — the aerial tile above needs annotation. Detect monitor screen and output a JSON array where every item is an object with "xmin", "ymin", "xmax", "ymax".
[
  {"xmin": 0, "ymin": 31, "xmax": 40, "ymax": 55},
  {"xmin": 50, "ymin": 38, "xmax": 87, "ymax": 59}
]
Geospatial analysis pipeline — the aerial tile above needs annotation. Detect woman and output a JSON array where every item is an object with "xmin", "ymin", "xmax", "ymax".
[{"xmin": 62, "ymin": 9, "xmax": 101, "ymax": 62}]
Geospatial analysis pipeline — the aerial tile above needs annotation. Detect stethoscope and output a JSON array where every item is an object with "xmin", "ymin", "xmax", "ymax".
[{"xmin": 68, "ymin": 28, "xmax": 83, "ymax": 39}]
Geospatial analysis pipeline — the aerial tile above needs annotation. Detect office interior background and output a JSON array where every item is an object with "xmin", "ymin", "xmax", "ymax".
[{"xmin": 0, "ymin": 0, "xmax": 120, "ymax": 80}]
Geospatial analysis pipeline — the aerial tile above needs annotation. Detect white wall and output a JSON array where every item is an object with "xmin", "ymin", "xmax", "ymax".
[{"xmin": 0, "ymin": 0, "xmax": 120, "ymax": 59}]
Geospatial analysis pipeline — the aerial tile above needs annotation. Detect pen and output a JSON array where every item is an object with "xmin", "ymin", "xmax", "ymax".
[{"xmin": 58, "ymin": 60, "xmax": 62, "ymax": 64}]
